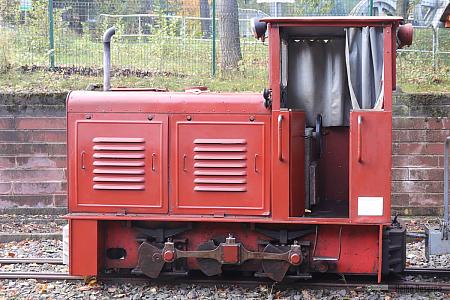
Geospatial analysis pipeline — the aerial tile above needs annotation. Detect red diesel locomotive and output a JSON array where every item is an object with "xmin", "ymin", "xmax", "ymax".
[{"xmin": 66, "ymin": 16, "xmax": 413, "ymax": 282}]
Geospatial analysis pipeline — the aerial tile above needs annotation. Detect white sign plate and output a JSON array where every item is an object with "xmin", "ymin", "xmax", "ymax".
[{"xmin": 358, "ymin": 197, "xmax": 384, "ymax": 216}]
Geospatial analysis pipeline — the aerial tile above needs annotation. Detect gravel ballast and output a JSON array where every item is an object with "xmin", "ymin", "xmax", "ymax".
[{"xmin": 0, "ymin": 279, "xmax": 449, "ymax": 299}]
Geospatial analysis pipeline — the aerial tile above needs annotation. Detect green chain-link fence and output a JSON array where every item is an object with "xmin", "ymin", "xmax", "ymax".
[{"xmin": 0, "ymin": 0, "xmax": 449, "ymax": 89}]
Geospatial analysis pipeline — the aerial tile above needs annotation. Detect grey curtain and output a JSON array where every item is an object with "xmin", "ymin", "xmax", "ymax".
[
  {"xmin": 345, "ymin": 27, "xmax": 384, "ymax": 110},
  {"xmin": 287, "ymin": 39, "xmax": 351, "ymax": 127},
  {"xmin": 285, "ymin": 27, "xmax": 384, "ymax": 127}
]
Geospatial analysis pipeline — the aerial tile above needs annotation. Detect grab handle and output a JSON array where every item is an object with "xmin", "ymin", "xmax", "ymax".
[
  {"xmin": 81, "ymin": 151, "xmax": 86, "ymax": 170},
  {"xmin": 183, "ymin": 154, "xmax": 187, "ymax": 172},
  {"xmin": 278, "ymin": 115, "xmax": 283, "ymax": 161},
  {"xmin": 151, "ymin": 153, "xmax": 156, "ymax": 172},
  {"xmin": 357, "ymin": 115, "xmax": 363, "ymax": 163}
]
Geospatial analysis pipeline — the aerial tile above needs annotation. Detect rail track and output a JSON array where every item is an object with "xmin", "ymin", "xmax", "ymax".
[{"xmin": 0, "ymin": 258, "xmax": 449, "ymax": 292}]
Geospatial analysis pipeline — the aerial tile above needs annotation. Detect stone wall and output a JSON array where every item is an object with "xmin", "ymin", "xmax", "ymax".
[
  {"xmin": 392, "ymin": 93, "xmax": 450, "ymax": 216},
  {"xmin": 0, "ymin": 93, "xmax": 67, "ymax": 207},
  {"xmin": 0, "ymin": 92, "xmax": 449, "ymax": 215}
]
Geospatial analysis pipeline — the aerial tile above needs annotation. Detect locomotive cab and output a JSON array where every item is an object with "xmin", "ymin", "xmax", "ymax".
[
  {"xmin": 281, "ymin": 25, "xmax": 353, "ymax": 218},
  {"xmin": 264, "ymin": 17, "xmax": 399, "ymax": 223}
]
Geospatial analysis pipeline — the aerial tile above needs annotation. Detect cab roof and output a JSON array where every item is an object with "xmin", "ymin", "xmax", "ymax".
[{"xmin": 261, "ymin": 16, "xmax": 403, "ymax": 26}]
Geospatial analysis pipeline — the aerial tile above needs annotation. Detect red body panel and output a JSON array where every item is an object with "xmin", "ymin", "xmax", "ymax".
[
  {"xmin": 67, "ymin": 91, "xmax": 269, "ymax": 115},
  {"xmin": 271, "ymin": 111, "xmax": 291, "ymax": 220},
  {"xmin": 171, "ymin": 114, "xmax": 271, "ymax": 216},
  {"xmin": 100, "ymin": 222, "xmax": 380, "ymax": 275},
  {"xmin": 318, "ymin": 128, "xmax": 349, "ymax": 206},
  {"xmin": 289, "ymin": 112, "xmax": 306, "ymax": 217},
  {"xmin": 349, "ymin": 111, "xmax": 392, "ymax": 223},
  {"xmin": 261, "ymin": 16, "xmax": 402, "ymax": 25},
  {"xmin": 68, "ymin": 113, "xmax": 169, "ymax": 214},
  {"xmin": 69, "ymin": 219, "xmax": 102, "ymax": 275}
]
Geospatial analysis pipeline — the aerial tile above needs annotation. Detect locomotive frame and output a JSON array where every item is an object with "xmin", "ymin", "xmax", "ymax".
[{"xmin": 66, "ymin": 17, "xmax": 413, "ymax": 282}]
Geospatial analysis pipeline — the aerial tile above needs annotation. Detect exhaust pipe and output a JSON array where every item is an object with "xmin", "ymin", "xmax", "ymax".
[{"xmin": 103, "ymin": 27, "xmax": 116, "ymax": 91}]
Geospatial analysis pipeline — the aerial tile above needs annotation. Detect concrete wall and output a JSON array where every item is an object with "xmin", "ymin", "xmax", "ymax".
[{"xmin": 0, "ymin": 92, "xmax": 449, "ymax": 215}]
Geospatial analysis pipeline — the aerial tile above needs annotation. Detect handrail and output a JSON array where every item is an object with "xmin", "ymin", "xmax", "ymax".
[
  {"xmin": 357, "ymin": 115, "xmax": 363, "ymax": 163},
  {"xmin": 278, "ymin": 115, "xmax": 283, "ymax": 161}
]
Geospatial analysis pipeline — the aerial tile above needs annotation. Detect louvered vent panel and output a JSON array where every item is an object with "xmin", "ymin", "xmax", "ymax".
[
  {"xmin": 193, "ymin": 139, "xmax": 247, "ymax": 192},
  {"xmin": 92, "ymin": 137, "xmax": 145, "ymax": 190}
]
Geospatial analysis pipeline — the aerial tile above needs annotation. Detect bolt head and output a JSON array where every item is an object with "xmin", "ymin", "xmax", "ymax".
[
  {"xmin": 289, "ymin": 252, "xmax": 302, "ymax": 265},
  {"xmin": 163, "ymin": 250, "xmax": 175, "ymax": 262},
  {"xmin": 152, "ymin": 253, "xmax": 162, "ymax": 262}
]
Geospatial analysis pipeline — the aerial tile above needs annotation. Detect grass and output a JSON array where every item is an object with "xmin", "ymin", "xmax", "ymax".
[
  {"xmin": 4, "ymin": 25, "xmax": 269, "ymax": 79},
  {"xmin": 0, "ymin": 67, "xmax": 447, "ymax": 94},
  {"xmin": 0, "ymin": 68, "xmax": 268, "ymax": 93},
  {"xmin": 399, "ymin": 82, "xmax": 450, "ymax": 93}
]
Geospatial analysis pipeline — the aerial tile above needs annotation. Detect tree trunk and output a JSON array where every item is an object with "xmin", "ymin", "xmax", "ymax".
[
  {"xmin": 199, "ymin": 0, "xmax": 211, "ymax": 38},
  {"xmin": 217, "ymin": 0, "xmax": 242, "ymax": 73},
  {"xmin": 396, "ymin": 0, "xmax": 410, "ymax": 21}
]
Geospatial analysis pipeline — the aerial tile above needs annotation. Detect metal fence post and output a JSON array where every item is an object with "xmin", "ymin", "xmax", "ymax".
[
  {"xmin": 369, "ymin": 0, "xmax": 374, "ymax": 16},
  {"xmin": 432, "ymin": 26, "xmax": 437, "ymax": 72},
  {"xmin": 435, "ymin": 27, "xmax": 439, "ymax": 71},
  {"xmin": 211, "ymin": 0, "xmax": 216, "ymax": 77},
  {"xmin": 48, "ymin": 0, "xmax": 55, "ymax": 69}
]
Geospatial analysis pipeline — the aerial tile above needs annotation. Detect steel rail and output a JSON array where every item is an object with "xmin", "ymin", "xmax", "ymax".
[
  {"xmin": 0, "ymin": 261, "xmax": 449, "ymax": 292},
  {"xmin": 0, "ymin": 258, "xmax": 63, "ymax": 264},
  {"xmin": 0, "ymin": 271, "xmax": 449, "ymax": 292},
  {"xmin": 100, "ymin": 276, "xmax": 450, "ymax": 292},
  {"xmin": 0, "ymin": 272, "xmax": 82, "ymax": 280},
  {"xmin": 403, "ymin": 267, "xmax": 450, "ymax": 276}
]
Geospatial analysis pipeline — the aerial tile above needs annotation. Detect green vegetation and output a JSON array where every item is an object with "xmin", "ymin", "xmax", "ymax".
[
  {"xmin": 0, "ymin": 0, "xmax": 448, "ymax": 93},
  {"xmin": 0, "ymin": 66, "xmax": 447, "ymax": 94},
  {"xmin": 396, "ymin": 27, "xmax": 450, "ymax": 91},
  {"xmin": 0, "ymin": 68, "xmax": 267, "ymax": 93}
]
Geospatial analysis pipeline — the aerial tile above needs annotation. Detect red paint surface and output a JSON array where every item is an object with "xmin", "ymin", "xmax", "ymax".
[
  {"xmin": 68, "ymin": 114, "xmax": 169, "ymax": 214},
  {"xmin": 222, "ymin": 244, "xmax": 240, "ymax": 264},
  {"xmin": 69, "ymin": 219, "xmax": 101, "ymax": 275},
  {"xmin": 318, "ymin": 127, "xmax": 350, "ymax": 207},
  {"xmin": 261, "ymin": 16, "xmax": 402, "ymax": 26},
  {"xmin": 349, "ymin": 111, "xmax": 392, "ymax": 223},
  {"xmin": 271, "ymin": 111, "xmax": 291, "ymax": 220},
  {"xmin": 100, "ymin": 222, "xmax": 379, "ymax": 275},
  {"xmin": 289, "ymin": 112, "xmax": 306, "ymax": 217},
  {"xmin": 67, "ymin": 17, "xmax": 402, "ymax": 280},
  {"xmin": 170, "ymin": 114, "xmax": 270, "ymax": 216},
  {"xmin": 67, "ymin": 92, "xmax": 269, "ymax": 115}
]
